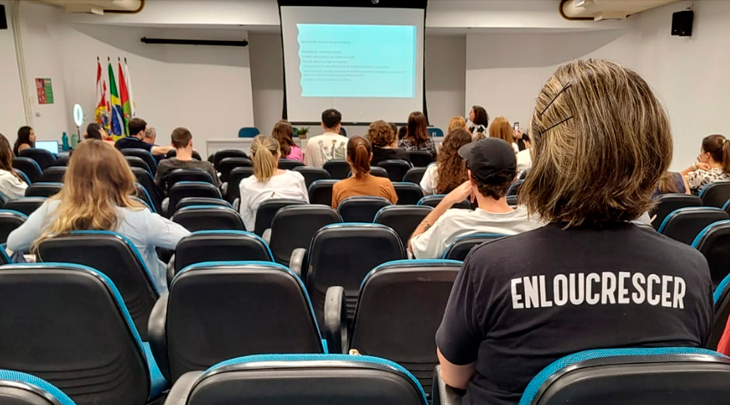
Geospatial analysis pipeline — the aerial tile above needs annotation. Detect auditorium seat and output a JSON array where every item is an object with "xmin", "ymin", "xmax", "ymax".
[
  {"xmin": 134, "ymin": 183, "xmax": 157, "ymax": 213},
  {"xmin": 700, "ymin": 180, "xmax": 730, "ymax": 208},
  {"xmin": 507, "ymin": 179, "xmax": 524, "ymax": 196},
  {"xmin": 294, "ymin": 223, "xmax": 405, "ymax": 325},
  {"xmin": 49, "ymin": 155, "xmax": 69, "ymax": 167},
  {"xmin": 709, "ymin": 272, "xmax": 730, "ymax": 350},
  {"xmin": 165, "ymin": 168, "xmax": 216, "ymax": 192},
  {"xmin": 418, "ymin": 194, "xmax": 471, "ymax": 210},
  {"xmin": 19, "ymin": 148, "xmax": 56, "ymax": 171},
  {"xmin": 338, "ymin": 196, "xmax": 391, "ymax": 223},
  {"xmin": 294, "ymin": 166, "xmax": 331, "ymax": 188},
  {"xmin": 12, "ymin": 157, "xmax": 43, "ymax": 184},
  {"xmin": 326, "ymin": 259, "xmax": 460, "ymax": 394},
  {"xmin": 403, "ymin": 167, "xmax": 427, "ymax": 184},
  {"xmin": 25, "ymin": 182, "xmax": 62, "ymax": 198},
  {"xmin": 131, "ymin": 167, "xmax": 163, "ymax": 212},
  {"xmin": 378, "ymin": 159, "xmax": 412, "ymax": 182},
  {"xmin": 692, "ymin": 220, "xmax": 730, "ymax": 288},
  {"xmin": 279, "ymin": 159, "xmax": 306, "ymax": 170},
  {"xmin": 172, "ymin": 206, "xmax": 245, "ymax": 232},
  {"xmin": 4, "ymin": 197, "xmax": 46, "ymax": 217},
  {"xmin": 374, "ymin": 205, "xmax": 433, "ymax": 245},
  {"xmin": 0, "ymin": 369, "xmax": 77, "ymax": 405},
  {"xmin": 323, "ymin": 159, "xmax": 350, "ymax": 179},
  {"xmin": 214, "ymin": 149, "xmax": 248, "ymax": 171},
  {"xmin": 149, "ymin": 262, "xmax": 327, "ymax": 382},
  {"xmin": 125, "ymin": 156, "xmax": 154, "ymax": 176},
  {"xmin": 237, "ymin": 127, "xmax": 260, "ymax": 138},
  {"xmin": 166, "ymin": 181, "xmax": 222, "ymax": 217},
  {"xmin": 658, "ymin": 207, "xmax": 729, "ymax": 245},
  {"xmin": 428, "ymin": 127, "xmax": 444, "ymax": 138},
  {"xmin": 507, "ymin": 195, "xmax": 519, "ymax": 206},
  {"xmin": 14, "ymin": 169, "xmax": 31, "ymax": 185},
  {"xmin": 166, "ymin": 149, "xmax": 202, "ymax": 161},
  {"xmin": 39, "ymin": 166, "xmax": 66, "ymax": 183},
  {"xmin": 223, "ymin": 167, "xmax": 255, "ymax": 203},
  {"xmin": 348, "ymin": 167, "xmax": 389, "ymax": 179},
  {"xmin": 36, "ymin": 231, "xmax": 159, "ymax": 340},
  {"xmin": 269, "ymin": 205, "xmax": 341, "ymax": 266},
  {"xmin": 0, "ymin": 209, "xmax": 26, "ymax": 244},
  {"xmin": 176, "ymin": 197, "xmax": 233, "ymax": 211},
  {"xmin": 394, "ymin": 182, "xmax": 425, "ymax": 205},
  {"xmin": 442, "ymin": 233, "xmax": 506, "ymax": 261},
  {"xmin": 218, "ymin": 157, "xmax": 253, "ymax": 183},
  {"xmin": 172, "ymin": 231, "xmax": 273, "ymax": 276},
  {"xmin": 651, "ymin": 193, "xmax": 703, "ymax": 230},
  {"xmin": 121, "ymin": 149, "xmax": 157, "ymax": 175},
  {"xmin": 409, "ymin": 150, "xmax": 434, "ymax": 167},
  {"xmin": 309, "ymin": 179, "xmax": 338, "ymax": 205},
  {"xmin": 254, "ymin": 199, "xmax": 307, "ymax": 237},
  {"xmin": 165, "ymin": 354, "xmax": 428, "ymax": 405},
  {"xmin": 0, "ymin": 263, "xmax": 167, "ymax": 405}
]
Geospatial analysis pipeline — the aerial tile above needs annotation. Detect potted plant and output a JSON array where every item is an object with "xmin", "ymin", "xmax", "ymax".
[{"xmin": 296, "ymin": 127, "xmax": 310, "ymax": 139}]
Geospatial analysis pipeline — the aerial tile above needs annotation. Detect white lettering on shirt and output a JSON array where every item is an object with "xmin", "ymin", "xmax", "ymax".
[
  {"xmin": 632, "ymin": 273, "xmax": 646, "ymax": 304},
  {"xmin": 673, "ymin": 277, "xmax": 686, "ymax": 309},
  {"xmin": 569, "ymin": 273, "xmax": 585, "ymax": 305},
  {"xmin": 647, "ymin": 274, "xmax": 661, "ymax": 306},
  {"xmin": 661, "ymin": 275, "xmax": 673, "ymax": 308},
  {"xmin": 539, "ymin": 275, "xmax": 553, "ymax": 307},
  {"xmin": 601, "ymin": 272, "xmax": 617, "ymax": 304},
  {"xmin": 586, "ymin": 273, "xmax": 600, "ymax": 305},
  {"xmin": 554, "ymin": 274, "xmax": 568, "ymax": 306},
  {"xmin": 524, "ymin": 276, "xmax": 540, "ymax": 309},
  {"xmin": 511, "ymin": 278, "xmax": 524, "ymax": 309},
  {"xmin": 618, "ymin": 272, "xmax": 631, "ymax": 304}
]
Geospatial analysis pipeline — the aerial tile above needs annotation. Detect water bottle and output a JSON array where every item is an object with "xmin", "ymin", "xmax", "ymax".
[
  {"xmin": 70, "ymin": 132, "xmax": 79, "ymax": 149},
  {"xmin": 61, "ymin": 132, "xmax": 69, "ymax": 151}
]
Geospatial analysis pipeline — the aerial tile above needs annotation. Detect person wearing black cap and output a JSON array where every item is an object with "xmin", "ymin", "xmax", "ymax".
[{"xmin": 408, "ymin": 138, "xmax": 541, "ymax": 260}]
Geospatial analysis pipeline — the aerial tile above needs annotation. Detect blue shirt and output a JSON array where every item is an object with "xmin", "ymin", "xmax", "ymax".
[{"xmin": 115, "ymin": 136, "xmax": 153, "ymax": 153}]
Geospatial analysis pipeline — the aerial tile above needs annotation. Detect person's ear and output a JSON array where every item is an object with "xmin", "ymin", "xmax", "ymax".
[{"xmin": 188, "ymin": 140, "xmax": 193, "ymax": 149}]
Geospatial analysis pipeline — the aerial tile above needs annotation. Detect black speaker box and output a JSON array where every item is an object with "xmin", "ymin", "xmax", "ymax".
[
  {"xmin": 0, "ymin": 5, "xmax": 7, "ymax": 30},
  {"xmin": 671, "ymin": 10, "xmax": 693, "ymax": 37}
]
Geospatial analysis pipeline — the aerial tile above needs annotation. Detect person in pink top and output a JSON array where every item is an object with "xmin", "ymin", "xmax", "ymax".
[{"xmin": 272, "ymin": 120, "xmax": 303, "ymax": 162}]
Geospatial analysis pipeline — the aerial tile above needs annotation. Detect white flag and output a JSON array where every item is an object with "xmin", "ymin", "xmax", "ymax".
[{"xmin": 124, "ymin": 58, "xmax": 136, "ymax": 117}]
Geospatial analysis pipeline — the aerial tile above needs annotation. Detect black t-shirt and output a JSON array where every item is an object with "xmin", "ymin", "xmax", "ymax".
[
  {"xmin": 115, "ymin": 136, "xmax": 153, "ymax": 153},
  {"xmin": 436, "ymin": 222, "xmax": 713, "ymax": 405},
  {"xmin": 371, "ymin": 147, "xmax": 411, "ymax": 166}
]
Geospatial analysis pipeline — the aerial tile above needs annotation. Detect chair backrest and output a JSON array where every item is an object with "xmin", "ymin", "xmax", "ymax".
[
  {"xmin": 519, "ymin": 348, "xmax": 730, "ymax": 405},
  {"xmin": 121, "ymin": 149, "xmax": 157, "ymax": 175},
  {"xmin": 15, "ymin": 168, "xmax": 31, "ymax": 185},
  {"xmin": 693, "ymin": 220, "xmax": 730, "ymax": 288},
  {"xmin": 168, "ymin": 181, "xmax": 222, "ymax": 216},
  {"xmin": 294, "ymin": 166, "xmax": 331, "ymax": 188},
  {"xmin": 172, "ymin": 206, "xmax": 245, "ymax": 232},
  {"xmin": 176, "ymin": 197, "xmax": 233, "ymax": 211},
  {"xmin": 658, "ymin": 207, "xmax": 729, "ymax": 245},
  {"xmin": 166, "ymin": 168, "xmax": 216, "ymax": 192},
  {"xmin": 178, "ymin": 354, "xmax": 427, "ymax": 405},
  {"xmin": 403, "ymin": 167, "xmax": 426, "ymax": 184},
  {"xmin": 408, "ymin": 151, "xmax": 434, "ymax": 168},
  {"xmin": 218, "ymin": 157, "xmax": 253, "ymax": 183},
  {"xmin": 133, "ymin": 183, "xmax": 156, "ymax": 213},
  {"xmin": 0, "ymin": 264, "xmax": 154, "ymax": 405},
  {"xmin": 25, "ymin": 182, "xmax": 63, "ymax": 198},
  {"xmin": 125, "ymin": 156, "xmax": 153, "ymax": 175},
  {"xmin": 36, "ymin": 232, "xmax": 159, "ymax": 340},
  {"xmin": 214, "ymin": 149, "xmax": 249, "ymax": 170},
  {"xmin": 19, "ymin": 148, "xmax": 56, "ymax": 171},
  {"xmin": 350, "ymin": 260, "xmax": 460, "ymax": 393},
  {"xmin": 418, "ymin": 194, "xmax": 471, "ymax": 210},
  {"xmin": 237, "ymin": 127, "xmax": 260, "ymax": 138},
  {"xmin": 308, "ymin": 179, "xmax": 338, "ymax": 206},
  {"xmin": 710, "ymin": 273, "xmax": 730, "ymax": 350},
  {"xmin": 507, "ymin": 195, "xmax": 519, "ymax": 206},
  {"xmin": 49, "ymin": 156, "xmax": 69, "ymax": 167},
  {"xmin": 427, "ymin": 127, "xmax": 444, "ymax": 138},
  {"xmin": 374, "ymin": 205, "xmax": 433, "ymax": 245},
  {"xmin": 442, "ymin": 233, "xmax": 506, "ymax": 261},
  {"xmin": 378, "ymin": 159, "xmax": 412, "ymax": 182},
  {"xmin": 3, "ymin": 197, "xmax": 46, "ymax": 217},
  {"xmin": 508, "ymin": 179, "xmax": 524, "ymax": 196},
  {"xmin": 701, "ymin": 180, "xmax": 730, "ymax": 208},
  {"xmin": 0, "ymin": 370, "xmax": 77, "ymax": 405},
  {"xmin": 369, "ymin": 166, "xmax": 389, "ymax": 178},
  {"xmin": 39, "ymin": 166, "xmax": 66, "ymax": 183},
  {"xmin": 394, "ymin": 182, "xmax": 425, "ymax": 205},
  {"xmin": 651, "ymin": 193, "xmax": 703, "ymax": 230},
  {"xmin": 338, "ymin": 196, "xmax": 391, "ymax": 223},
  {"xmin": 12, "ymin": 157, "xmax": 43, "ymax": 184},
  {"xmin": 307, "ymin": 223, "xmax": 406, "ymax": 323},
  {"xmin": 269, "ymin": 205, "xmax": 341, "ymax": 265},
  {"xmin": 279, "ymin": 159, "xmax": 306, "ymax": 170},
  {"xmin": 164, "ymin": 263, "xmax": 324, "ymax": 381},
  {"xmin": 323, "ymin": 159, "xmax": 350, "ymax": 179},
  {"xmin": 173, "ymin": 231, "xmax": 273, "ymax": 274},
  {"xmin": 166, "ymin": 149, "xmax": 202, "ymax": 160},
  {"xmin": 254, "ymin": 199, "xmax": 308, "ymax": 236},
  {"xmin": 225, "ymin": 167, "xmax": 255, "ymax": 203},
  {"xmin": 131, "ymin": 167, "xmax": 163, "ymax": 213},
  {"xmin": 0, "ymin": 209, "xmax": 26, "ymax": 244}
]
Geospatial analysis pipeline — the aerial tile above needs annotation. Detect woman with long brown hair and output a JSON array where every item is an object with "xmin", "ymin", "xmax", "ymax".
[
  {"xmin": 13, "ymin": 126, "xmax": 35, "ymax": 156},
  {"xmin": 489, "ymin": 116, "xmax": 519, "ymax": 153},
  {"xmin": 681, "ymin": 134, "xmax": 730, "ymax": 195},
  {"xmin": 7, "ymin": 140, "xmax": 189, "ymax": 291},
  {"xmin": 332, "ymin": 136, "xmax": 397, "ymax": 207},
  {"xmin": 271, "ymin": 120, "xmax": 303, "ymax": 162},
  {"xmin": 419, "ymin": 128, "xmax": 472, "ymax": 195},
  {"xmin": 398, "ymin": 112, "xmax": 437, "ymax": 158},
  {"xmin": 0, "ymin": 133, "xmax": 28, "ymax": 200}
]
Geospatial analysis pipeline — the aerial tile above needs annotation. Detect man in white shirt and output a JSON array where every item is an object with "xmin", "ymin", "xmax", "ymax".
[
  {"xmin": 409, "ymin": 138, "xmax": 542, "ymax": 259},
  {"xmin": 304, "ymin": 109, "xmax": 348, "ymax": 167}
]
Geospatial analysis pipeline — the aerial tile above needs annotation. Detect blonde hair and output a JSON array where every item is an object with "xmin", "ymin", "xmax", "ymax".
[
  {"xmin": 489, "ymin": 116, "xmax": 513, "ymax": 145},
  {"xmin": 34, "ymin": 140, "xmax": 143, "ymax": 251},
  {"xmin": 251, "ymin": 135, "xmax": 280, "ymax": 183},
  {"xmin": 448, "ymin": 116, "xmax": 467, "ymax": 133},
  {"xmin": 521, "ymin": 59, "xmax": 672, "ymax": 227}
]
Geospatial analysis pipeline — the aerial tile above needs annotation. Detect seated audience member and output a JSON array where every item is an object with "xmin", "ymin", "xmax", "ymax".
[
  {"xmin": 516, "ymin": 133, "xmax": 532, "ymax": 174},
  {"xmin": 239, "ymin": 135, "xmax": 308, "ymax": 231},
  {"xmin": 468, "ymin": 105, "xmax": 489, "ymax": 135},
  {"xmin": 681, "ymin": 134, "xmax": 730, "ymax": 195},
  {"xmin": 448, "ymin": 116, "xmax": 469, "ymax": 134},
  {"xmin": 420, "ymin": 128, "xmax": 472, "ymax": 195},
  {"xmin": 332, "ymin": 136, "xmax": 398, "ymax": 207},
  {"xmin": 272, "ymin": 120, "xmax": 303, "ymax": 162},
  {"xmin": 13, "ymin": 126, "xmax": 35, "ymax": 156},
  {"xmin": 143, "ymin": 127, "xmax": 157, "ymax": 145},
  {"xmin": 84, "ymin": 123, "xmax": 115, "ymax": 144},
  {"xmin": 490, "ymin": 116, "xmax": 520, "ymax": 153},
  {"xmin": 304, "ymin": 109, "xmax": 348, "ymax": 167},
  {"xmin": 7, "ymin": 140, "xmax": 189, "ymax": 292},
  {"xmin": 398, "ymin": 112, "xmax": 437, "ymax": 158},
  {"xmin": 114, "ymin": 118, "xmax": 173, "ymax": 156},
  {"xmin": 398, "ymin": 126, "xmax": 407, "ymax": 140},
  {"xmin": 0, "ymin": 133, "xmax": 28, "ymax": 200},
  {"xmin": 410, "ymin": 138, "xmax": 540, "ymax": 259},
  {"xmin": 653, "ymin": 171, "xmax": 690, "ymax": 197},
  {"xmin": 155, "ymin": 127, "xmax": 220, "ymax": 190},
  {"xmin": 435, "ymin": 60, "xmax": 713, "ymax": 405},
  {"xmin": 368, "ymin": 120, "xmax": 411, "ymax": 166}
]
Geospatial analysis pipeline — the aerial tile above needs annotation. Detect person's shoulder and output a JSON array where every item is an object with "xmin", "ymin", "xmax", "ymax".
[
  {"xmin": 284, "ymin": 170, "xmax": 305, "ymax": 181},
  {"xmin": 240, "ymin": 174, "xmax": 257, "ymax": 188}
]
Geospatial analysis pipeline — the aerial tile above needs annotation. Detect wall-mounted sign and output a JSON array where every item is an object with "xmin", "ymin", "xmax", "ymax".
[{"xmin": 36, "ymin": 78, "xmax": 54, "ymax": 104}]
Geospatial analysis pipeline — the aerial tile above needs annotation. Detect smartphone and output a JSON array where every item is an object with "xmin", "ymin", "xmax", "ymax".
[{"xmin": 514, "ymin": 122, "xmax": 520, "ymax": 131}]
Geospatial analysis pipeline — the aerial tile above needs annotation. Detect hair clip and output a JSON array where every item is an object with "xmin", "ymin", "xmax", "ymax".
[
  {"xmin": 538, "ymin": 116, "xmax": 574, "ymax": 136},
  {"xmin": 538, "ymin": 83, "xmax": 572, "ymax": 117}
]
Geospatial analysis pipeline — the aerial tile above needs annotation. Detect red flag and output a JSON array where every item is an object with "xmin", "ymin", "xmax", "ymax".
[{"xmin": 118, "ymin": 60, "xmax": 131, "ymax": 136}]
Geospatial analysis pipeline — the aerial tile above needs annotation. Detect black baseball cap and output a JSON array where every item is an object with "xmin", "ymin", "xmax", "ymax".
[{"xmin": 458, "ymin": 138, "xmax": 516, "ymax": 183}]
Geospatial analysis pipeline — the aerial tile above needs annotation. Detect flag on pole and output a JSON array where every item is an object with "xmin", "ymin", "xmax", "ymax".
[
  {"xmin": 103, "ymin": 79, "xmax": 111, "ymax": 134},
  {"xmin": 94, "ymin": 58, "xmax": 109, "ymax": 131},
  {"xmin": 118, "ymin": 58, "xmax": 131, "ymax": 136},
  {"xmin": 124, "ymin": 58, "xmax": 136, "ymax": 118},
  {"xmin": 108, "ymin": 59, "xmax": 125, "ymax": 140}
]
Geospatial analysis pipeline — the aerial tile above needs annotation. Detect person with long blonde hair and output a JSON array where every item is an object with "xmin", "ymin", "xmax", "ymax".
[
  {"xmin": 0, "ymin": 133, "xmax": 28, "ymax": 200},
  {"xmin": 489, "ymin": 116, "xmax": 519, "ymax": 153},
  {"xmin": 7, "ymin": 140, "xmax": 189, "ymax": 291},
  {"xmin": 239, "ymin": 135, "xmax": 308, "ymax": 231}
]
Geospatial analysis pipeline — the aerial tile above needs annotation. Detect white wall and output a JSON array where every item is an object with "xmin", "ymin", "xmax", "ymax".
[
  {"xmin": 425, "ymin": 35, "xmax": 467, "ymax": 131},
  {"xmin": 0, "ymin": 1, "xmax": 28, "ymax": 139}
]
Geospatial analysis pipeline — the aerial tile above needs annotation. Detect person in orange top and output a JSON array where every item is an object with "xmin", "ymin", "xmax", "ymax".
[{"xmin": 332, "ymin": 136, "xmax": 398, "ymax": 208}]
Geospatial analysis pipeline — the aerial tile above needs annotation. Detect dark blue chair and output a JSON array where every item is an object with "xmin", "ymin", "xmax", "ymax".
[
  {"xmin": 15, "ymin": 168, "xmax": 31, "ymax": 185},
  {"xmin": 693, "ymin": 220, "xmax": 730, "ymax": 288},
  {"xmin": 508, "ymin": 180, "xmax": 524, "ymax": 197},
  {"xmin": 374, "ymin": 205, "xmax": 433, "ymax": 245},
  {"xmin": 165, "ymin": 168, "xmax": 216, "ymax": 192},
  {"xmin": 12, "ymin": 157, "xmax": 43, "ymax": 184},
  {"xmin": 176, "ymin": 197, "xmax": 233, "ymax": 211},
  {"xmin": 700, "ymin": 181, "xmax": 730, "ymax": 208},
  {"xmin": 323, "ymin": 159, "xmax": 350, "ymax": 180},
  {"xmin": 218, "ymin": 157, "xmax": 253, "ymax": 183},
  {"xmin": 167, "ymin": 181, "xmax": 222, "ymax": 217},
  {"xmin": 254, "ymin": 199, "xmax": 308, "ymax": 237},
  {"xmin": 224, "ymin": 167, "xmax": 255, "ymax": 203},
  {"xmin": 294, "ymin": 166, "xmax": 331, "ymax": 188},
  {"xmin": 131, "ymin": 167, "xmax": 163, "ymax": 213},
  {"xmin": 658, "ymin": 207, "xmax": 729, "ymax": 245},
  {"xmin": 172, "ymin": 231, "xmax": 273, "ymax": 275},
  {"xmin": 3, "ymin": 197, "xmax": 46, "ymax": 217},
  {"xmin": 19, "ymin": 148, "xmax": 56, "ymax": 171},
  {"xmin": 121, "ymin": 149, "xmax": 158, "ymax": 175},
  {"xmin": 309, "ymin": 179, "xmax": 338, "ymax": 206},
  {"xmin": 378, "ymin": 159, "xmax": 412, "ymax": 182},
  {"xmin": 403, "ymin": 167, "xmax": 427, "ymax": 184},
  {"xmin": 25, "ymin": 182, "xmax": 62, "ymax": 198},
  {"xmin": 214, "ymin": 149, "xmax": 249, "ymax": 171},
  {"xmin": 652, "ymin": 193, "xmax": 702, "ymax": 230},
  {"xmin": 394, "ymin": 182, "xmax": 425, "ymax": 205},
  {"xmin": 269, "ymin": 205, "xmax": 342, "ymax": 266},
  {"xmin": 428, "ymin": 127, "xmax": 444, "ymax": 138},
  {"xmin": 279, "ymin": 159, "xmax": 305, "ymax": 170},
  {"xmin": 172, "ymin": 206, "xmax": 245, "ymax": 232},
  {"xmin": 408, "ymin": 151, "xmax": 434, "ymax": 168},
  {"xmin": 710, "ymin": 271, "xmax": 730, "ymax": 350},
  {"xmin": 237, "ymin": 127, "xmax": 260, "ymax": 138},
  {"xmin": 125, "ymin": 156, "xmax": 153, "ymax": 176},
  {"xmin": 0, "ymin": 369, "xmax": 77, "ymax": 405},
  {"xmin": 442, "ymin": 233, "xmax": 506, "ymax": 261},
  {"xmin": 338, "ymin": 196, "xmax": 391, "ymax": 223},
  {"xmin": 39, "ymin": 166, "xmax": 66, "ymax": 183},
  {"xmin": 134, "ymin": 183, "xmax": 157, "ymax": 213},
  {"xmin": 0, "ymin": 209, "xmax": 26, "ymax": 244},
  {"xmin": 418, "ymin": 195, "xmax": 471, "ymax": 210}
]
